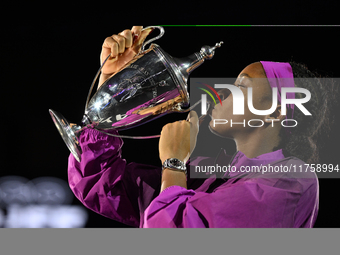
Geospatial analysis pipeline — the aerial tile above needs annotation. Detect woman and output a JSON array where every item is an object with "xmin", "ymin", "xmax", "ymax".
[{"xmin": 68, "ymin": 26, "xmax": 335, "ymax": 227}]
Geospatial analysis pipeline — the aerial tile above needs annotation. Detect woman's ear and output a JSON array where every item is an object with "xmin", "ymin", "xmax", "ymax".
[{"xmin": 264, "ymin": 105, "xmax": 286, "ymax": 123}]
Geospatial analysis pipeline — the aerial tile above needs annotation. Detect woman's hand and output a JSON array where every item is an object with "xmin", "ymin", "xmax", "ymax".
[
  {"xmin": 98, "ymin": 26, "xmax": 153, "ymax": 88},
  {"xmin": 159, "ymin": 111, "xmax": 199, "ymax": 192},
  {"xmin": 159, "ymin": 111, "xmax": 199, "ymax": 164}
]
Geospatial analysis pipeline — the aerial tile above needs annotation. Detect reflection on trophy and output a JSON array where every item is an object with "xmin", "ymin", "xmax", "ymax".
[{"xmin": 49, "ymin": 26, "xmax": 223, "ymax": 162}]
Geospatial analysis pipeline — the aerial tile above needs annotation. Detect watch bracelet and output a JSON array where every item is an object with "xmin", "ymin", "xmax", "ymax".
[
  {"xmin": 162, "ymin": 158, "xmax": 187, "ymax": 176},
  {"xmin": 161, "ymin": 166, "xmax": 187, "ymax": 176}
]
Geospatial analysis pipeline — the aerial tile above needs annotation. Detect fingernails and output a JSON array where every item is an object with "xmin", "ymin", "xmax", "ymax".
[{"xmin": 133, "ymin": 34, "xmax": 139, "ymax": 43}]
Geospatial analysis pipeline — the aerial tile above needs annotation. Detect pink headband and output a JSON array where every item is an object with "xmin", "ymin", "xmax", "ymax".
[{"xmin": 260, "ymin": 61, "xmax": 295, "ymax": 120}]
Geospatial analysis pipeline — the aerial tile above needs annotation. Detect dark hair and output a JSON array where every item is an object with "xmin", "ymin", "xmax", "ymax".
[{"xmin": 274, "ymin": 62, "xmax": 338, "ymax": 164}]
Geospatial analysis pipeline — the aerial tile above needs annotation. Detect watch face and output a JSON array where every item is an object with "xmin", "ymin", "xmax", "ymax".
[
  {"xmin": 170, "ymin": 158, "xmax": 180, "ymax": 167},
  {"xmin": 163, "ymin": 158, "xmax": 186, "ymax": 174}
]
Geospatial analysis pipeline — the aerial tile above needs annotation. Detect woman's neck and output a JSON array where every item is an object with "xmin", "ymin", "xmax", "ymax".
[{"xmin": 233, "ymin": 127, "xmax": 281, "ymax": 159}]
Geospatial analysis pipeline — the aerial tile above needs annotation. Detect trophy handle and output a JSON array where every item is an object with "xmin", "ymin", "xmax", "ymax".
[{"xmin": 140, "ymin": 26, "xmax": 165, "ymax": 52}]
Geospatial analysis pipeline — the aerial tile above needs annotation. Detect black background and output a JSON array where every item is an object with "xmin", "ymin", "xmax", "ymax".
[{"xmin": 2, "ymin": 4, "xmax": 340, "ymax": 228}]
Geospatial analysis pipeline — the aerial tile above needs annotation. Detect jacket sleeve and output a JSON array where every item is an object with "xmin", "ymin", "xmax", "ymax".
[
  {"xmin": 68, "ymin": 128, "xmax": 161, "ymax": 227},
  {"xmin": 142, "ymin": 175, "xmax": 319, "ymax": 228}
]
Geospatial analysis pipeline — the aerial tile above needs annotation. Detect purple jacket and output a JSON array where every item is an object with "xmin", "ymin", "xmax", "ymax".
[{"xmin": 68, "ymin": 128, "xmax": 319, "ymax": 228}]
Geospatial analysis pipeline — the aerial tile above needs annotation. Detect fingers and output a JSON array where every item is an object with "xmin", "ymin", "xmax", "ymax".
[
  {"xmin": 118, "ymin": 29, "xmax": 133, "ymax": 48},
  {"xmin": 102, "ymin": 36, "xmax": 122, "ymax": 59},
  {"xmin": 103, "ymin": 26, "xmax": 142, "ymax": 59},
  {"xmin": 111, "ymin": 35, "xmax": 126, "ymax": 54}
]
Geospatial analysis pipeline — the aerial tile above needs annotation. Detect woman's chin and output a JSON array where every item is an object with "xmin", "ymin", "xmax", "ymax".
[{"xmin": 208, "ymin": 125, "xmax": 225, "ymax": 138}]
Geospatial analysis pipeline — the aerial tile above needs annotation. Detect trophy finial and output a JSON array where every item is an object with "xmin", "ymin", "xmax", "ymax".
[{"xmin": 200, "ymin": 41, "xmax": 224, "ymax": 60}]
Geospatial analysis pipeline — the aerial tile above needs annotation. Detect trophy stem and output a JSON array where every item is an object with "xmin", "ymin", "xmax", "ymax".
[{"xmin": 49, "ymin": 109, "xmax": 82, "ymax": 162}]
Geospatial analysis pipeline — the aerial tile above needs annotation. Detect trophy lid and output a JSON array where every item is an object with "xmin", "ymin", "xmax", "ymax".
[{"xmin": 152, "ymin": 41, "xmax": 223, "ymax": 107}]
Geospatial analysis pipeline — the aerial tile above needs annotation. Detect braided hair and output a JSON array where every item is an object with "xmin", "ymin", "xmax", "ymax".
[{"xmin": 274, "ymin": 62, "xmax": 338, "ymax": 164}]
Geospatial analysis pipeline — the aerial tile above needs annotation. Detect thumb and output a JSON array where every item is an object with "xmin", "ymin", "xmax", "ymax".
[
  {"xmin": 131, "ymin": 26, "xmax": 143, "ymax": 38},
  {"xmin": 131, "ymin": 27, "xmax": 154, "ymax": 53},
  {"xmin": 187, "ymin": 111, "xmax": 199, "ymax": 132}
]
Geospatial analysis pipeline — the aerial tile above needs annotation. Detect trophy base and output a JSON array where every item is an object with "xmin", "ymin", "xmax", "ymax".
[{"xmin": 49, "ymin": 109, "xmax": 82, "ymax": 162}]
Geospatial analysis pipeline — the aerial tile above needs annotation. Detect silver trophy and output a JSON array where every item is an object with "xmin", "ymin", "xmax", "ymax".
[{"xmin": 49, "ymin": 26, "xmax": 223, "ymax": 162}]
